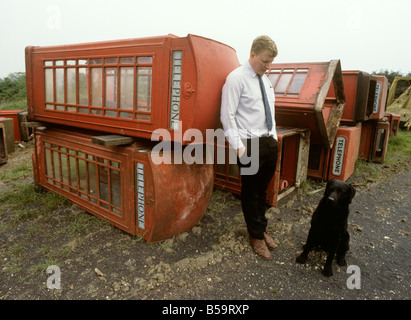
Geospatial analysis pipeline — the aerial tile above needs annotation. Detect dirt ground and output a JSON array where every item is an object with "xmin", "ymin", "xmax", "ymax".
[{"xmin": 0, "ymin": 141, "xmax": 410, "ymax": 301}]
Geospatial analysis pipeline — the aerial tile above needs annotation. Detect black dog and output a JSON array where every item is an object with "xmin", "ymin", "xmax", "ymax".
[{"xmin": 296, "ymin": 179, "xmax": 356, "ymax": 276}]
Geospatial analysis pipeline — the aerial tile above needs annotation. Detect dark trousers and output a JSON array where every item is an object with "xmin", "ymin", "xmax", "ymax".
[{"xmin": 238, "ymin": 136, "xmax": 278, "ymax": 240}]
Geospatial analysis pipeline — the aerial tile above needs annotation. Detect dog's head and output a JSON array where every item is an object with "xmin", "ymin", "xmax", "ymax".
[{"xmin": 324, "ymin": 179, "xmax": 356, "ymax": 207}]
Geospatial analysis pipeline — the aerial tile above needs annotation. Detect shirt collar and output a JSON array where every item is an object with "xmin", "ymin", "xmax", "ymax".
[{"xmin": 244, "ymin": 60, "xmax": 258, "ymax": 78}]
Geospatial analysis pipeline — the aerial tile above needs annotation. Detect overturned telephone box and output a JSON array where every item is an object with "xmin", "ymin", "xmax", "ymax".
[
  {"xmin": 327, "ymin": 124, "xmax": 361, "ymax": 181},
  {"xmin": 32, "ymin": 127, "xmax": 214, "ymax": 243},
  {"xmin": 358, "ymin": 119, "xmax": 390, "ymax": 163},
  {"xmin": 340, "ymin": 71, "xmax": 378, "ymax": 125},
  {"xmin": 268, "ymin": 60, "xmax": 345, "ymax": 148},
  {"xmin": 385, "ymin": 112, "xmax": 400, "ymax": 137},
  {"xmin": 214, "ymin": 127, "xmax": 310, "ymax": 207},
  {"xmin": 25, "ymin": 34, "xmax": 239, "ymax": 143},
  {"xmin": 370, "ymin": 75, "xmax": 389, "ymax": 121}
]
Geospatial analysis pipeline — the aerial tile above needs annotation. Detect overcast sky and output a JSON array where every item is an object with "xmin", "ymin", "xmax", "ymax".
[{"xmin": 0, "ymin": 0, "xmax": 410, "ymax": 79}]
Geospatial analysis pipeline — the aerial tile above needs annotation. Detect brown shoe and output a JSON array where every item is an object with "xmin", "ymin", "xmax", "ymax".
[
  {"xmin": 249, "ymin": 237, "xmax": 271, "ymax": 259},
  {"xmin": 264, "ymin": 232, "xmax": 278, "ymax": 250}
]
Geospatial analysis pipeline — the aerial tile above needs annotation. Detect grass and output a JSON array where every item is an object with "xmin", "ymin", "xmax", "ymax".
[{"xmin": 0, "ymin": 99, "xmax": 27, "ymax": 111}]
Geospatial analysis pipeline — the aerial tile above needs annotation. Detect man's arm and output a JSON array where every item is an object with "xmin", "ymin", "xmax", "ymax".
[{"xmin": 220, "ymin": 74, "xmax": 245, "ymax": 157}]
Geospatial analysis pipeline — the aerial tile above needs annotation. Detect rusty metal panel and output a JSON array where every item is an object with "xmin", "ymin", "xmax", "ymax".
[
  {"xmin": 33, "ymin": 127, "xmax": 214, "ymax": 242},
  {"xmin": 370, "ymin": 120, "xmax": 390, "ymax": 163},
  {"xmin": 25, "ymin": 34, "xmax": 239, "ymax": 143},
  {"xmin": 0, "ymin": 118, "xmax": 15, "ymax": 164},
  {"xmin": 268, "ymin": 60, "xmax": 345, "ymax": 148}
]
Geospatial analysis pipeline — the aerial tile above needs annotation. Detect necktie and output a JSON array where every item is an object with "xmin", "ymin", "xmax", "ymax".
[{"xmin": 258, "ymin": 75, "xmax": 273, "ymax": 132}]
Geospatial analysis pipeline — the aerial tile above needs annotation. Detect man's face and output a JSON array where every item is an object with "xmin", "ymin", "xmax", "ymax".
[{"xmin": 249, "ymin": 50, "xmax": 274, "ymax": 75}]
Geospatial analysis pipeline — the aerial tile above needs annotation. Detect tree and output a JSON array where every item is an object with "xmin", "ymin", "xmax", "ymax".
[{"xmin": 0, "ymin": 72, "xmax": 26, "ymax": 103}]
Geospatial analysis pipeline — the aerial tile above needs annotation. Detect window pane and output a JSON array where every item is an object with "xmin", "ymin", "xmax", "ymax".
[
  {"xmin": 45, "ymin": 69, "xmax": 54, "ymax": 102},
  {"xmin": 79, "ymin": 68, "xmax": 89, "ymax": 105},
  {"xmin": 67, "ymin": 68, "xmax": 76, "ymax": 104},
  {"xmin": 288, "ymin": 72, "xmax": 307, "ymax": 93},
  {"xmin": 120, "ymin": 67, "xmax": 134, "ymax": 110},
  {"xmin": 268, "ymin": 73, "xmax": 280, "ymax": 88},
  {"xmin": 120, "ymin": 57, "xmax": 134, "ymax": 64},
  {"xmin": 137, "ymin": 57, "xmax": 152, "ymax": 64},
  {"xmin": 110, "ymin": 169, "xmax": 122, "ymax": 211},
  {"xmin": 91, "ymin": 58, "xmax": 102, "ymax": 65},
  {"xmin": 91, "ymin": 68, "xmax": 102, "ymax": 106},
  {"xmin": 275, "ymin": 73, "xmax": 293, "ymax": 93},
  {"xmin": 105, "ymin": 58, "xmax": 117, "ymax": 64},
  {"xmin": 137, "ymin": 67, "xmax": 152, "ymax": 111},
  {"xmin": 105, "ymin": 68, "xmax": 117, "ymax": 108}
]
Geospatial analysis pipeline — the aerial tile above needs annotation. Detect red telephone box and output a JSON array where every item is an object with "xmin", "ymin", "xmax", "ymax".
[
  {"xmin": 268, "ymin": 60, "xmax": 345, "ymax": 148},
  {"xmin": 214, "ymin": 127, "xmax": 310, "ymax": 207},
  {"xmin": 327, "ymin": 124, "xmax": 361, "ymax": 181},
  {"xmin": 370, "ymin": 75, "xmax": 388, "ymax": 120},
  {"xmin": 340, "ymin": 71, "xmax": 377, "ymax": 124},
  {"xmin": 358, "ymin": 119, "xmax": 390, "ymax": 163},
  {"xmin": 385, "ymin": 112, "xmax": 401, "ymax": 137},
  {"xmin": 32, "ymin": 127, "xmax": 214, "ymax": 243},
  {"xmin": 25, "ymin": 34, "xmax": 239, "ymax": 143}
]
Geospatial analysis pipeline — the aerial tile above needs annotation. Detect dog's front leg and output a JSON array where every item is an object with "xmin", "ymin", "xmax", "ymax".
[
  {"xmin": 322, "ymin": 251, "xmax": 336, "ymax": 277},
  {"xmin": 296, "ymin": 241, "xmax": 315, "ymax": 264}
]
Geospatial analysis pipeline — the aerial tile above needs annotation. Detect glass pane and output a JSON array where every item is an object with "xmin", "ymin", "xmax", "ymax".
[
  {"xmin": 91, "ymin": 68, "xmax": 102, "ymax": 106},
  {"xmin": 45, "ymin": 69, "xmax": 54, "ymax": 102},
  {"xmin": 69, "ymin": 155, "xmax": 77, "ymax": 188},
  {"xmin": 288, "ymin": 72, "xmax": 307, "ymax": 93},
  {"xmin": 61, "ymin": 152, "xmax": 69, "ymax": 186},
  {"xmin": 137, "ymin": 67, "xmax": 152, "ymax": 111},
  {"xmin": 55, "ymin": 60, "xmax": 64, "ymax": 66},
  {"xmin": 120, "ymin": 57, "xmax": 134, "ymax": 64},
  {"xmin": 120, "ymin": 67, "xmax": 134, "ymax": 110},
  {"xmin": 137, "ymin": 57, "xmax": 152, "ymax": 64},
  {"xmin": 88, "ymin": 162, "xmax": 97, "ymax": 197},
  {"xmin": 67, "ymin": 60, "xmax": 76, "ymax": 66},
  {"xmin": 78, "ymin": 158, "xmax": 87, "ymax": 193},
  {"xmin": 105, "ymin": 68, "xmax": 117, "ymax": 108},
  {"xmin": 44, "ymin": 61, "xmax": 53, "ymax": 67},
  {"xmin": 268, "ymin": 73, "xmax": 280, "ymax": 87},
  {"xmin": 98, "ymin": 166, "xmax": 109, "ymax": 203},
  {"xmin": 55, "ymin": 69, "xmax": 65, "ymax": 104},
  {"xmin": 78, "ymin": 68, "xmax": 89, "ymax": 105},
  {"xmin": 53, "ymin": 151, "xmax": 60, "ymax": 181},
  {"xmin": 105, "ymin": 58, "xmax": 117, "ymax": 64},
  {"xmin": 275, "ymin": 73, "xmax": 293, "ymax": 93},
  {"xmin": 91, "ymin": 58, "xmax": 102, "ymax": 65},
  {"xmin": 119, "ymin": 112, "xmax": 132, "ymax": 119},
  {"xmin": 110, "ymin": 169, "xmax": 122, "ymax": 211},
  {"xmin": 45, "ymin": 148, "xmax": 52, "ymax": 178},
  {"xmin": 67, "ymin": 68, "xmax": 76, "ymax": 104}
]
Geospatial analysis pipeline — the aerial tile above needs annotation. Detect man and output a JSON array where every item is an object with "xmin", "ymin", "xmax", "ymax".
[{"xmin": 220, "ymin": 35, "xmax": 279, "ymax": 259}]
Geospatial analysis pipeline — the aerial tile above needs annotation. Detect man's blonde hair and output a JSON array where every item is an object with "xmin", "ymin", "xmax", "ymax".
[{"xmin": 251, "ymin": 35, "xmax": 278, "ymax": 58}]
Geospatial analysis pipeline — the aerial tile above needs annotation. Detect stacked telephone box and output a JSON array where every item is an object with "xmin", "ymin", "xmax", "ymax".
[{"xmin": 25, "ymin": 34, "xmax": 240, "ymax": 242}]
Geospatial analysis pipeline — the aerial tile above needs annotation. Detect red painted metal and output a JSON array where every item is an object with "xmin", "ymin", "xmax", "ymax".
[
  {"xmin": 385, "ymin": 112, "xmax": 401, "ymax": 137},
  {"xmin": 340, "ymin": 71, "xmax": 377, "ymax": 124},
  {"xmin": 327, "ymin": 124, "xmax": 361, "ymax": 181},
  {"xmin": 307, "ymin": 144, "xmax": 331, "ymax": 181},
  {"xmin": 25, "ymin": 34, "xmax": 239, "ymax": 143},
  {"xmin": 32, "ymin": 127, "xmax": 214, "ymax": 243},
  {"xmin": 268, "ymin": 60, "xmax": 345, "ymax": 148},
  {"xmin": 370, "ymin": 120, "xmax": 390, "ymax": 163},
  {"xmin": 370, "ymin": 75, "xmax": 388, "ymax": 120},
  {"xmin": 214, "ymin": 127, "xmax": 310, "ymax": 207},
  {"xmin": 358, "ymin": 120, "xmax": 375, "ymax": 161}
]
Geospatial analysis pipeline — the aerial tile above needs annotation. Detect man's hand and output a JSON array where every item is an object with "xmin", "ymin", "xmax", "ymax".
[{"xmin": 237, "ymin": 146, "xmax": 246, "ymax": 158}]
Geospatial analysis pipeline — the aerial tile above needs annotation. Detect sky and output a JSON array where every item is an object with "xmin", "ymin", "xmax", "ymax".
[{"xmin": 0, "ymin": 0, "xmax": 410, "ymax": 79}]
